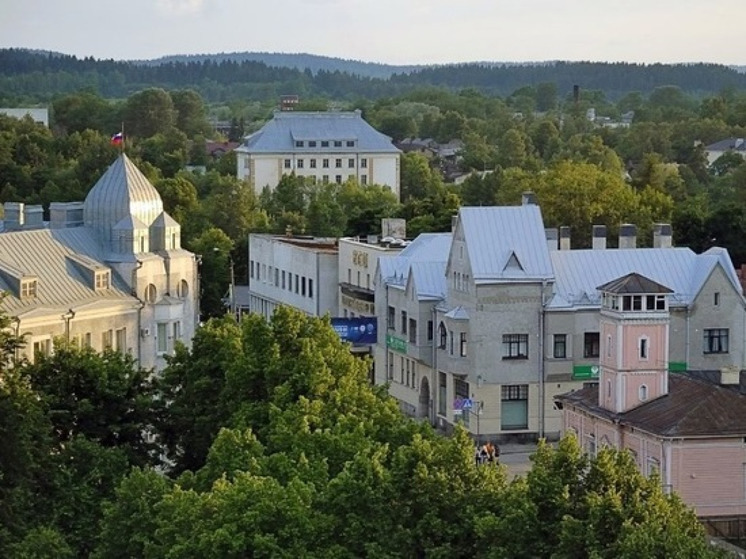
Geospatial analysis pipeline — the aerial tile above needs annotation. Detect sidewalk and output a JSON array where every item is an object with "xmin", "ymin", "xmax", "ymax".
[{"xmin": 497, "ymin": 442, "xmax": 536, "ymax": 478}]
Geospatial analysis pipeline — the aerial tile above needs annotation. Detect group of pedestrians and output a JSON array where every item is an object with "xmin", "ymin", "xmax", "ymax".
[{"xmin": 475, "ymin": 441, "xmax": 500, "ymax": 465}]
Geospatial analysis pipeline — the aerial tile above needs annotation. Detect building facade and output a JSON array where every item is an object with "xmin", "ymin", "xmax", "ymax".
[
  {"xmin": 235, "ymin": 110, "xmax": 401, "ymax": 198},
  {"xmin": 557, "ymin": 273, "xmax": 746, "ymax": 518},
  {"xmin": 0, "ymin": 154, "xmax": 199, "ymax": 371},
  {"xmin": 374, "ymin": 199, "xmax": 746, "ymax": 443}
]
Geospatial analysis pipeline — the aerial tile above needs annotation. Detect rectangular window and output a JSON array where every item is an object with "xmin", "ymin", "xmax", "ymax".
[
  {"xmin": 173, "ymin": 321, "xmax": 181, "ymax": 341},
  {"xmin": 639, "ymin": 337, "xmax": 648, "ymax": 359},
  {"xmin": 301, "ymin": 276, "xmax": 306, "ymax": 296},
  {"xmin": 102, "ymin": 329, "xmax": 113, "ymax": 350},
  {"xmin": 449, "ymin": 330, "xmax": 454, "ymax": 355},
  {"xmin": 95, "ymin": 271, "xmax": 110, "ymax": 290},
  {"xmin": 308, "ymin": 140, "xmax": 317, "ymax": 147},
  {"xmin": 310, "ymin": 159, "xmax": 317, "ymax": 169},
  {"xmin": 427, "ymin": 320, "xmax": 433, "ymax": 341},
  {"xmin": 321, "ymin": 140, "xmax": 329, "ymax": 147},
  {"xmin": 388, "ymin": 306, "xmax": 395, "ymax": 329},
  {"xmin": 297, "ymin": 159, "xmax": 304, "ymax": 169},
  {"xmin": 284, "ymin": 159, "xmax": 291, "ymax": 169},
  {"xmin": 282, "ymin": 270, "xmax": 286, "ymax": 289},
  {"xmin": 335, "ymin": 175, "xmax": 342, "ymax": 184},
  {"xmin": 84, "ymin": 332, "xmax": 92, "ymax": 348},
  {"xmin": 274, "ymin": 268, "xmax": 279, "ymax": 286},
  {"xmin": 334, "ymin": 140, "xmax": 342, "ymax": 147},
  {"xmin": 553, "ymin": 334, "xmax": 567, "ymax": 358},
  {"xmin": 704, "ymin": 328, "xmax": 729, "ymax": 354},
  {"xmin": 308, "ymin": 278, "xmax": 313, "ymax": 298},
  {"xmin": 294, "ymin": 274, "xmax": 299, "ymax": 294},
  {"xmin": 21, "ymin": 279, "xmax": 37, "ymax": 299},
  {"xmin": 348, "ymin": 158, "xmax": 355, "ymax": 168},
  {"xmin": 460, "ymin": 332, "xmax": 468, "ymax": 357},
  {"xmin": 409, "ymin": 318, "xmax": 417, "ymax": 343},
  {"xmin": 501, "ymin": 384, "xmax": 529, "ymax": 430},
  {"xmin": 250, "ymin": 260, "xmax": 255, "ymax": 279},
  {"xmin": 361, "ymin": 158, "xmax": 368, "ymax": 168},
  {"xmin": 33, "ymin": 338, "xmax": 51, "ymax": 359},
  {"xmin": 714, "ymin": 292, "xmax": 720, "ymax": 306},
  {"xmin": 346, "ymin": 140, "xmax": 355, "ymax": 147},
  {"xmin": 157, "ymin": 323, "xmax": 168, "ymax": 353},
  {"xmin": 323, "ymin": 158, "xmax": 329, "ymax": 168},
  {"xmin": 295, "ymin": 140, "xmax": 303, "ymax": 147},
  {"xmin": 388, "ymin": 351, "xmax": 394, "ymax": 380},
  {"xmin": 401, "ymin": 311, "xmax": 408, "ymax": 334},
  {"xmin": 584, "ymin": 332, "xmax": 600, "ymax": 358},
  {"xmin": 503, "ymin": 334, "xmax": 528, "ymax": 359},
  {"xmin": 335, "ymin": 158, "xmax": 342, "ymax": 168},
  {"xmin": 115, "ymin": 328, "xmax": 127, "ymax": 353},
  {"xmin": 322, "ymin": 175, "xmax": 329, "ymax": 183},
  {"xmin": 360, "ymin": 175, "xmax": 367, "ymax": 185},
  {"xmin": 438, "ymin": 372, "xmax": 447, "ymax": 415}
]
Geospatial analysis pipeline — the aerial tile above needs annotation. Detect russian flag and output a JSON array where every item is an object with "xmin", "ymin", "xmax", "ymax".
[{"xmin": 111, "ymin": 132, "xmax": 124, "ymax": 146}]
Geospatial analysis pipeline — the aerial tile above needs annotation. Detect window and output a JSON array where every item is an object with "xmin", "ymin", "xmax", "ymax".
[
  {"xmin": 335, "ymin": 158, "xmax": 342, "ymax": 168},
  {"xmin": 83, "ymin": 332, "xmax": 92, "ymax": 348},
  {"xmin": 334, "ymin": 140, "xmax": 342, "ymax": 147},
  {"xmin": 438, "ymin": 372, "xmax": 447, "ymax": 415},
  {"xmin": 20, "ymin": 279, "xmax": 37, "ymax": 299},
  {"xmin": 335, "ymin": 175, "xmax": 342, "ymax": 184},
  {"xmin": 33, "ymin": 338, "xmax": 51, "ymax": 359},
  {"xmin": 308, "ymin": 141, "xmax": 317, "ymax": 147},
  {"xmin": 294, "ymin": 274, "xmax": 299, "ymax": 294},
  {"xmin": 647, "ymin": 457, "xmax": 660, "ymax": 477},
  {"xmin": 704, "ymin": 328, "xmax": 729, "ymax": 354},
  {"xmin": 348, "ymin": 158, "xmax": 355, "ymax": 168},
  {"xmin": 401, "ymin": 311, "xmax": 407, "ymax": 334},
  {"xmin": 301, "ymin": 277, "xmax": 306, "ymax": 296},
  {"xmin": 145, "ymin": 284, "xmax": 157, "ymax": 304},
  {"xmin": 409, "ymin": 318, "xmax": 417, "ymax": 343},
  {"xmin": 361, "ymin": 158, "xmax": 367, "ymax": 168},
  {"xmin": 173, "ymin": 321, "xmax": 181, "ymax": 341},
  {"xmin": 308, "ymin": 279, "xmax": 313, "ymax": 298},
  {"xmin": 321, "ymin": 140, "xmax": 329, "ymax": 147},
  {"xmin": 639, "ymin": 384, "xmax": 649, "ymax": 401},
  {"xmin": 297, "ymin": 159, "xmax": 304, "ymax": 169},
  {"xmin": 387, "ymin": 351, "xmax": 394, "ymax": 380},
  {"xmin": 714, "ymin": 292, "xmax": 720, "ymax": 306},
  {"xmin": 95, "ymin": 271, "xmax": 110, "ymax": 290},
  {"xmin": 586, "ymin": 433, "xmax": 597, "ymax": 457},
  {"xmin": 449, "ymin": 330, "xmax": 454, "ymax": 355},
  {"xmin": 639, "ymin": 337, "xmax": 649, "ymax": 359},
  {"xmin": 427, "ymin": 320, "xmax": 433, "ymax": 341},
  {"xmin": 322, "ymin": 175, "xmax": 329, "ymax": 183},
  {"xmin": 360, "ymin": 175, "xmax": 367, "ymax": 185},
  {"xmin": 282, "ymin": 271, "xmax": 286, "ymax": 289},
  {"xmin": 460, "ymin": 332, "xmax": 467, "ymax": 357},
  {"xmin": 250, "ymin": 261, "xmax": 255, "ymax": 279},
  {"xmin": 503, "ymin": 334, "xmax": 528, "ymax": 359},
  {"xmin": 102, "ymin": 329, "xmax": 113, "ymax": 349},
  {"xmin": 646, "ymin": 295, "xmax": 666, "ymax": 310},
  {"xmin": 323, "ymin": 158, "xmax": 329, "ymax": 168},
  {"xmin": 295, "ymin": 140, "xmax": 303, "ymax": 147},
  {"xmin": 310, "ymin": 159, "xmax": 317, "ymax": 169},
  {"xmin": 274, "ymin": 268, "xmax": 279, "ymax": 286},
  {"xmin": 347, "ymin": 140, "xmax": 355, "ymax": 147},
  {"xmin": 284, "ymin": 159, "xmax": 291, "ymax": 169},
  {"xmin": 157, "ymin": 323, "xmax": 168, "ymax": 353},
  {"xmin": 606, "ymin": 334, "xmax": 612, "ymax": 357},
  {"xmin": 438, "ymin": 322, "xmax": 447, "ymax": 349},
  {"xmin": 584, "ymin": 332, "xmax": 600, "ymax": 358},
  {"xmin": 553, "ymin": 334, "xmax": 567, "ymax": 358},
  {"xmin": 388, "ymin": 306, "xmax": 395, "ymax": 329},
  {"xmin": 501, "ymin": 384, "xmax": 528, "ymax": 430},
  {"xmin": 115, "ymin": 328, "xmax": 127, "ymax": 353},
  {"xmin": 178, "ymin": 279, "xmax": 189, "ymax": 298}
]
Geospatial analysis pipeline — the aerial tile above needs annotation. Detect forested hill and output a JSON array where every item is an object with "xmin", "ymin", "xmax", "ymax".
[{"xmin": 2, "ymin": 48, "xmax": 746, "ymax": 103}]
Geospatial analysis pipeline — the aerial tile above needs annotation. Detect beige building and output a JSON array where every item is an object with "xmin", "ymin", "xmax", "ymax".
[{"xmin": 0, "ymin": 154, "xmax": 199, "ymax": 371}]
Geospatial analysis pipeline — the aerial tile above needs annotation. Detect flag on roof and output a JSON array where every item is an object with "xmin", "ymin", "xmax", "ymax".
[{"xmin": 110, "ymin": 132, "xmax": 124, "ymax": 146}]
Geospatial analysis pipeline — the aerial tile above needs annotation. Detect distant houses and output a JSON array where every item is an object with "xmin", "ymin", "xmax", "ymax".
[{"xmin": 704, "ymin": 137, "xmax": 746, "ymax": 166}]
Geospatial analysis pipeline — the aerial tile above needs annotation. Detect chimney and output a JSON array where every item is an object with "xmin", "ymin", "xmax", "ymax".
[
  {"xmin": 559, "ymin": 226, "xmax": 571, "ymax": 250},
  {"xmin": 23, "ymin": 205, "xmax": 44, "ymax": 229},
  {"xmin": 522, "ymin": 191, "xmax": 537, "ymax": 206},
  {"xmin": 592, "ymin": 225, "xmax": 607, "ymax": 250},
  {"xmin": 3, "ymin": 202, "xmax": 24, "ymax": 230},
  {"xmin": 49, "ymin": 202, "xmax": 84, "ymax": 229},
  {"xmin": 451, "ymin": 215, "xmax": 459, "ymax": 232},
  {"xmin": 653, "ymin": 223, "xmax": 672, "ymax": 248},
  {"xmin": 618, "ymin": 224, "xmax": 636, "ymax": 249},
  {"xmin": 545, "ymin": 228, "xmax": 558, "ymax": 251}
]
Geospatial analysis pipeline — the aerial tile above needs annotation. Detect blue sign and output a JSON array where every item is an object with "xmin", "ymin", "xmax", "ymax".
[{"xmin": 331, "ymin": 317, "xmax": 377, "ymax": 345}]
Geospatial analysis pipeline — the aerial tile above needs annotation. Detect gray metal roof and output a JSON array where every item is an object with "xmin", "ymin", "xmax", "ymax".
[
  {"xmin": 458, "ymin": 205, "xmax": 554, "ymax": 282},
  {"xmin": 236, "ymin": 111, "xmax": 400, "ymax": 154},
  {"xmin": 0, "ymin": 227, "xmax": 133, "ymax": 315},
  {"xmin": 705, "ymin": 137, "xmax": 746, "ymax": 152},
  {"xmin": 549, "ymin": 246, "xmax": 742, "ymax": 309},
  {"xmin": 84, "ymin": 154, "xmax": 164, "ymax": 246},
  {"xmin": 379, "ymin": 233, "xmax": 451, "ymax": 289},
  {"xmin": 409, "ymin": 261, "xmax": 448, "ymax": 300}
]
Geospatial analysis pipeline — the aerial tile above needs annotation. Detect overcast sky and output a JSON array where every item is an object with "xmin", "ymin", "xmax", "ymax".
[{"xmin": 1, "ymin": 0, "xmax": 742, "ymax": 66}]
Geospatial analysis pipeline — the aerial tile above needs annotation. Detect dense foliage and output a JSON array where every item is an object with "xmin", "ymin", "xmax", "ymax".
[{"xmin": 0, "ymin": 308, "xmax": 725, "ymax": 557}]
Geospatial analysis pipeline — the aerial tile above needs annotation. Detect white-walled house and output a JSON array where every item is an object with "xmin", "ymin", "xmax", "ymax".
[{"xmin": 235, "ymin": 110, "xmax": 401, "ymax": 199}]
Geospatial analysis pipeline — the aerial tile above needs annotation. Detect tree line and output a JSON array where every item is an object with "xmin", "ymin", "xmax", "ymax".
[{"xmin": 0, "ymin": 308, "xmax": 726, "ymax": 557}]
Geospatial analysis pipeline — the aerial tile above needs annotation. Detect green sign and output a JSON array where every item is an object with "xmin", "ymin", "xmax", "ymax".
[
  {"xmin": 386, "ymin": 334, "xmax": 407, "ymax": 353},
  {"xmin": 668, "ymin": 361, "xmax": 687, "ymax": 372},
  {"xmin": 573, "ymin": 365, "xmax": 600, "ymax": 380}
]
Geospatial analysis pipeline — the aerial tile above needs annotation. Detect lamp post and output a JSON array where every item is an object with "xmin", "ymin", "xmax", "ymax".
[{"xmin": 62, "ymin": 309, "xmax": 75, "ymax": 346}]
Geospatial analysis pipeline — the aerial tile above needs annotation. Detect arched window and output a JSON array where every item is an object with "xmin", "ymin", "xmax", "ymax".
[
  {"xmin": 178, "ymin": 279, "xmax": 189, "ymax": 298},
  {"xmin": 144, "ymin": 284, "xmax": 157, "ymax": 304},
  {"xmin": 639, "ymin": 384, "xmax": 649, "ymax": 402},
  {"xmin": 438, "ymin": 322, "xmax": 447, "ymax": 349}
]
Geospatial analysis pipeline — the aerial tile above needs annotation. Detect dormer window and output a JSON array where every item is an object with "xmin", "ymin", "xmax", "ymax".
[
  {"xmin": 95, "ymin": 271, "xmax": 110, "ymax": 290},
  {"xmin": 20, "ymin": 278, "xmax": 37, "ymax": 299}
]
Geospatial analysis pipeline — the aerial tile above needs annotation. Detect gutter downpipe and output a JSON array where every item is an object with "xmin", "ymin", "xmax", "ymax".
[
  {"xmin": 132, "ymin": 259, "xmax": 144, "ymax": 367},
  {"xmin": 685, "ymin": 306, "xmax": 691, "ymax": 370},
  {"xmin": 431, "ymin": 305, "xmax": 437, "ymax": 426},
  {"xmin": 539, "ymin": 279, "xmax": 548, "ymax": 440}
]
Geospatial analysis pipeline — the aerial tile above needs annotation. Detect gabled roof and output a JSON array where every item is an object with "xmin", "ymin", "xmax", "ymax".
[
  {"xmin": 457, "ymin": 205, "xmax": 554, "ymax": 282},
  {"xmin": 237, "ymin": 111, "xmax": 400, "ymax": 154},
  {"xmin": 549, "ymin": 247, "xmax": 742, "ymax": 309},
  {"xmin": 597, "ymin": 272, "xmax": 673, "ymax": 294},
  {"xmin": 409, "ymin": 261, "xmax": 447, "ymax": 300},
  {"xmin": 704, "ymin": 137, "xmax": 746, "ymax": 152},
  {"xmin": 557, "ymin": 372, "xmax": 746, "ymax": 437},
  {"xmin": 378, "ymin": 233, "xmax": 451, "ymax": 290}
]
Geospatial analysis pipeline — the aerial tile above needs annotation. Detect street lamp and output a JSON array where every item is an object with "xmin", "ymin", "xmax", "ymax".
[
  {"xmin": 62, "ymin": 309, "xmax": 75, "ymax": 346},
  {"xmin": 213, "ymin": 247, "xmax": 236, "ymax": 319}
]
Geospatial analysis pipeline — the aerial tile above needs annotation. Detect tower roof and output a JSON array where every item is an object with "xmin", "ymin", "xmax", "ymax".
[{"xmin": 596, "ymin": 272, "xmax": 673, "ymax": 294}]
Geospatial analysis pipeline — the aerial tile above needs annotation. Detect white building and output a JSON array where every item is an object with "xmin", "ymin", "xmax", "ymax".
[
  {"xmin": 0, "ymin": 154, "xmax": 199, "ymax": 371},
  {"xmin": 0, "ymin": 107, "xmax": 49, "ymax": 127},
  {"xmin": 235, "ymin": 110, "xmax": 401, "ymax": 198},
  {"xmin": 247, "ymin": 234, "xmax": 339, "ymax": 320}
]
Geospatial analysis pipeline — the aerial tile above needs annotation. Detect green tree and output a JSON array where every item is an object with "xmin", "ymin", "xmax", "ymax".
[
  {"xmin": 124, "ymin": 88, "xmax": 177, "ymax": 138},
  {"xmin": 170, "ymin": 89, "xmax": 210, "ymax": 138}
]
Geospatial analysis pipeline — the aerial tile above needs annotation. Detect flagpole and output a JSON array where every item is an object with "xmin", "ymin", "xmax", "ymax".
[{"xmin": 121, "ymin": 121, "xmax": 125, "ymax": 153}]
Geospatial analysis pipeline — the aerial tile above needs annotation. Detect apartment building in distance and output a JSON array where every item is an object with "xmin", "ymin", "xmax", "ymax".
[
  {"xmin": 0, "ymin": 154, "xmax": 199, "ymax": 371},
  {"xmin": 235, "ymin": 110, "xmax": 401, "ymax": 198}
]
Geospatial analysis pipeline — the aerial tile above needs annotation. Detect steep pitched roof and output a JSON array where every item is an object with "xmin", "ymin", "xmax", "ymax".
[
  {"xmin": 549, "ymin": 247, "xmax": 742, "ymax": 308},
  {"xmin": 458, "ymin": 205, "xmax": 554, "ymax": 282},
  {"xmin": 557, "ymin": 373, "xmax": 746, "ymax": 437},
  {"xmin": 237, "ymin": 111, "xmax": 400, "ymax": 153},
  {"xmin": 378, "ymin": 233, "xmax": 451, "ymax": 290}
]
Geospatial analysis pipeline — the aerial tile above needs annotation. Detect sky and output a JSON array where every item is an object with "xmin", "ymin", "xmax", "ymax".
[{"xmin": 1, "ymin": 0, "xmax": 743, "ymax": 66}]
